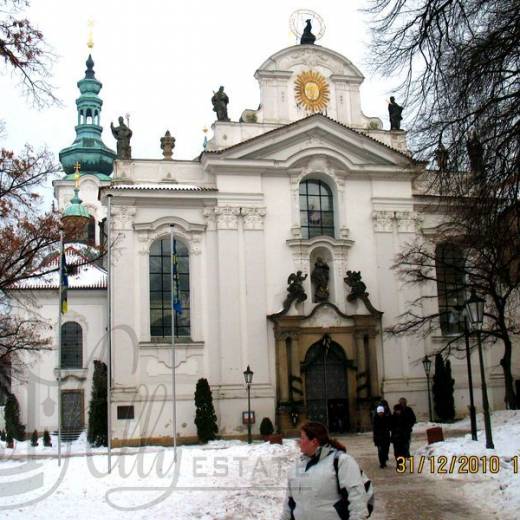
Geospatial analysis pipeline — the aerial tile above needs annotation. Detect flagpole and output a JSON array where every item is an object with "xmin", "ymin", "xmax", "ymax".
[
  {"xmin": 107, "ymin": 194, "xmax": 113, "ymax": 473},
  {"xmin": 57, "ymin": 228, "xmax": 64, "ymax": 466},
  {"xmin": 170, "ymin": 224, "xmax": 177, "ymax": 463}
]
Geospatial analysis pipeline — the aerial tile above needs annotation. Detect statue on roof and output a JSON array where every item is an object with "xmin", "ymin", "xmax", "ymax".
[
  {"xmin": 388, "ymin": 96, "xmax": 403, "ymax": 131},
  {"xmin": 160, "ymin": 130, "xmax": 175, "ymax": 160},
  {"xmin": 300, "ymin": 19, "xmax": 316, "ymax": 44},
  {"xmin": 435, "ymin": 142, "xmax": 449, "ymax": 171},
  {"xmin": 111, "ymin": 116, "xmax": 132, "ymax": 159},
  {"xmin": 466, "ymin": 130, "xmax": 484, "ymax": 177},
  {"xmin": 211, "ymin": 86, "xmax": 230, "ymax": 122}
]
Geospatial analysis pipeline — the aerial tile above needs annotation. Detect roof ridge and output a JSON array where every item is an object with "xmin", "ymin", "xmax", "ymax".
[{"xmin": 204, "ymin": 113, "xmax": 418, "ymax": 162}]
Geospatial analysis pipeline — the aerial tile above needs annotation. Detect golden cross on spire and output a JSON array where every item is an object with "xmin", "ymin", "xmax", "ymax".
[
  {"xmin": 74, "ymin": 162, "xmax": 81, "ymax": 188},
  {"xmin": 87, "ymin": 19, "xmax": 94, "ymax": 49}
]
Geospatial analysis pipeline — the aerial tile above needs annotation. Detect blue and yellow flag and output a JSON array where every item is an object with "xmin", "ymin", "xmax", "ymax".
[
  {"xmin": 60, "ymin": 251, "xmax": 69, "ymax": 314},
  {"xmin": 172, "ymin": 239, "xmax": 182, "ymax": 315}
]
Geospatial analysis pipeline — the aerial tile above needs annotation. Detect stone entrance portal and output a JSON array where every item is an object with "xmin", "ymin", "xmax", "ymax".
[{"xmin": 269, "ymin": 301, "xmax": 382, "ymax": 434}]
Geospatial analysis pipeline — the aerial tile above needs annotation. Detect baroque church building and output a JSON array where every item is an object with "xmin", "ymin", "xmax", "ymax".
[{"xmin": 10, "ymin": 34, "xmax": 511, "ymax": 444}]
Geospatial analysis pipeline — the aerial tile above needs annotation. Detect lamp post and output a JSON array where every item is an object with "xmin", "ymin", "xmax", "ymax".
[
  {"xmin": 243, "ymin": 365, "xmax": 254, "ymax": 444},
  {"xmin": 453, "ymin": 306, "xmax": 478, "ymax": 441},
  {"xmin": 422, "ymin": 355, "xmax": 433, "ymax": 422},
  {"xmin": 466, "ymin": 289, "xmax": 494, "ymax": 449}
]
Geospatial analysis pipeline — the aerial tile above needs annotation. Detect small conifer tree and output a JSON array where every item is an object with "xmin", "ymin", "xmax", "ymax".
[
  {"xmin": 87, "ymin": 360, "xmax": 108, "ymax": 447},
  {"xmin": 432, "ymin": 354, "xmax": 456, "ymax": 421},
  {"xmin": 4, "ymin": 393, "xmax": 25, "ymax": 441},
  {"xmin": 260, "ymin": 417, "xmax": 274, "ymax": 437},
  {"xmin": 444, "ymin": 360, "xmax": 456, "ymax": 420},
  {"xmin": 194, "ymin": 378, "xmax": 218, "ymax": 443},
  {"xmin": 31, "ymin": 429, "xmax": 39, "ymax": 447},
  {"xmin": 432, "ymin": 353, "xmax": 446, "ymax": 420},
  {"xmin": 43, "ymin": 429, "xmax": 52, "ymax": 447}
]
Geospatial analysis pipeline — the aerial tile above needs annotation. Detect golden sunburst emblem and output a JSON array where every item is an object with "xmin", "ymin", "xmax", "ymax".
[{"xmin": 294, "ymin": 70, "xmax": 330, "ymax": 112}]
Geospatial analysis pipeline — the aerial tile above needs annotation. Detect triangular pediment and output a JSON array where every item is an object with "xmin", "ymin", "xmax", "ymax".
[
  {"xmin": 301, "ymin": 303, "xmax": 355, "ymax": 328},
  {"xmin": 205, "ymin": 115, "xmax": 417, "ymax": 173}
]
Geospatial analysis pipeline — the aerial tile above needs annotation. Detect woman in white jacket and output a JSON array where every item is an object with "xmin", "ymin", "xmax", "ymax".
[{"xmin": 281, "ymin": 422, "xmax": 372, "ymax": 520}]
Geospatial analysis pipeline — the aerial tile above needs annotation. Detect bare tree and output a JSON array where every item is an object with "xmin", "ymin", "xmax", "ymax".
[
  {"xmin": 0, "ymin": 0, "xmax": 57, "ymax": 107},
  {"xmin": 366, "ymin": 0, "xmax": 520, "ymax": 407}
]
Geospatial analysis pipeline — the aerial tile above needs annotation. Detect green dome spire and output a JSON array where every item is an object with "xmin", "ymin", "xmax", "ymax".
[
  {"xmin": 63, "ymin": 187, "xmax": 91, "ymax": 220},
  {"xmin": 59, "ymin": 54, "xmax": 116, "ymax": 180}
]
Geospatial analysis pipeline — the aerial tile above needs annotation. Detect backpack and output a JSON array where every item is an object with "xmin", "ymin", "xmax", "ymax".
[{"xmin": 333, "ymin": 451, "xmax": 374, "ymax": 518}]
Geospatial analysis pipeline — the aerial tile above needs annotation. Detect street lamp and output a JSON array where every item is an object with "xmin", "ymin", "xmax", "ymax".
[
  {"xmin": 465, "ymin": 289, "xmax": 494, "ymax": 449},
  {"xmin": 422, "ymin": 355, "xmax": 433, "ymax": 422},
  {"xmin": 452, "ymin": 306, "xmax": 478, "ymax": 441},
  {"xmin": 243, "ymin": 365, "xmax": 254, "ymax": 444}
]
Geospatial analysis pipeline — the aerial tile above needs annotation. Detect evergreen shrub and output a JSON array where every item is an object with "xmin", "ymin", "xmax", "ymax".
[
  {"xmin": 194, "ymin": 378, "xmax": 218, "ymax": 443},
  {"xmin": 87, "ymin": 360, "xmax": 108, "ymax": 447},
  {"xmin": 432, "ymin": 353, "xmax": 456, "ymax": 421},
  {"xmin": 43, "ymin": 429, "xmax": 52, "ymax": 447},
  {"xmin": 260, "ymin": 417, "xmax": 274, "ymax": 437},
  {"xmin": 4, "ymin": 393, "xmax": 25, "ymax": 441}
]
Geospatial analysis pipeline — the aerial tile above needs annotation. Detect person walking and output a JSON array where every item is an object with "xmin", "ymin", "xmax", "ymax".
[
  {"xmin": 399, "ymin": 397, "xmax": 416, "ymax": 457},
  {"xmin": 390, "ymin": 404, "xmax": 409, "ymax": 460},
  {"xmin": 373, "ymin": 405, "xmax": 391, "ymax": 468},
  {"xmin": 281, "ymin": 421, "xmax": 373, "ymax": 520}
]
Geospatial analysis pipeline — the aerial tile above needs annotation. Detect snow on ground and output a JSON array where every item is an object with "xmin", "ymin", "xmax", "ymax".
[
  {"xmin": 413, "ymin": 410, "xmax": 520, "ymax": 520},
  {"xmin": 0, "ymin": 435, "xmax": 299, "ymax": 519}
]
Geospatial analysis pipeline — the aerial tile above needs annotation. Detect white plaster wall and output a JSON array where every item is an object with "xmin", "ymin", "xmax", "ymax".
[{"xmin": 11, "ymin": 290, "xmax": 107, "ymax": 434}]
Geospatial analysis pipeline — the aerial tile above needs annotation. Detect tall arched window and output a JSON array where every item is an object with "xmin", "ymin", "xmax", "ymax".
[
  {"xmin": 61, "ymin": 322, "xmax": 83, "ymax": 368},
  {"xmin": 435, "ymin": 243, "xmax": 465, "ymax": 335},
  {"xmin": 149, "ymin": 237, "xmax": 190, "ymax": 338},
  {"xmin": 299, "ymin": 179, "xmax": 334, "ymax": 239}
]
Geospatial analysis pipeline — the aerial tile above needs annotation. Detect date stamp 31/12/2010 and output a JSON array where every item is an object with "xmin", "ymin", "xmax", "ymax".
[{"xmin": 396, "ymin": 455, "xmax": 520, "ymax": 475}]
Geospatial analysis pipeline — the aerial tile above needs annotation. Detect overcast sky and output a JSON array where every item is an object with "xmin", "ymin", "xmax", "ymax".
[{"xmin": 1, "ymin": 0, "xmax": 397, "ymax": 165}]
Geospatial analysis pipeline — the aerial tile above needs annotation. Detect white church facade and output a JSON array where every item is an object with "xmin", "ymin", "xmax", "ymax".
[{"xmin": 9, "ymin": 38, "xmax": 514, "ymax": 444}]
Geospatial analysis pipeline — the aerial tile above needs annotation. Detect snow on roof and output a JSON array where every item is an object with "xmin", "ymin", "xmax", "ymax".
[
  {"xmin": 104, "ymin": 184, "xmax": 217, "ymax": 191},
  {"xmin": 12, "ymin": 243, "xmax": 107, "ymax": 290}
]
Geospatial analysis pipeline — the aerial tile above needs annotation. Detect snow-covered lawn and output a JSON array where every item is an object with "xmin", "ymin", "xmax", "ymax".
[
  {"xmin": 413, "ymin": 410, "xmax": 520, "ymax": 520},
  {"xmin": 0, "ymin": 436, "xmax": 299, "ymax": 519}
]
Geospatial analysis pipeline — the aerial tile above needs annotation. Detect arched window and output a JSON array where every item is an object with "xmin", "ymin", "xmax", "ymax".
[
  {"xmin": 61, "ymin": 322, "xmax": 83, "ymax": 368},
  {"xmin": 149, "ymin": 237, "xmax": 190, "ymax": 338},
  {"xmin": 299, "ymin": 179, "xmax": 334, "ymax": 239},
  {"xmin": 435, "ymin": 243, "xmax": 465, "ymax": 335}
]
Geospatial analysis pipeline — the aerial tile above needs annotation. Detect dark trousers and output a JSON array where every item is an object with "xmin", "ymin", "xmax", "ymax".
[
  {"xmin": 377, "ymin": 441, "xmax": 390, "ymax": 467},
  {"xmin": 393, "ymin": 440, "xmax": 409, "ymax": 460}
]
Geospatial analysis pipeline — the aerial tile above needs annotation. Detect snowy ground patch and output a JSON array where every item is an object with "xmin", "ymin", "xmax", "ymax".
[
  {"xmin": 0, "ymin": 437, "xmax": 300, "ymax": 519},
  {"xmin": 413, "ymin": 410, "xmax": 520, "ymax": 520}
]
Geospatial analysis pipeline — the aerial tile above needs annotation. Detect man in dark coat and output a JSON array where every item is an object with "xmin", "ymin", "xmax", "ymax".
[
  {"xmin": 399, "ymin": 397, "xmax": 416, "ymax": 456},
  {"xmin": 373, "ymin": 405, "xmax": 391, "ymax": 468},
  {"xmin": 391, "ymin": 404, "xmax": 409, "ymax": 459}
]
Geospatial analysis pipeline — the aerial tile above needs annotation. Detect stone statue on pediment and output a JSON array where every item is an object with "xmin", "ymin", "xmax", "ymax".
[
  {"xmin": 300, "ymin": 19, "xmax": 316, "ymax": 45},
  {"xmin": 211, "ymin": 86, "xmax": 230, "ymax": 122},
  {"xmin": 111, "ymin": 116, "xmax": 132, "ymax": 159},
  {"xmin": 388, "ymin": 96, "xmax": 403, "ymax": 131},
  {"xmin": 283, "ymin": 271, "xmax": 308, "ymax": 310},
  {"xmin": 344, "ymin": 270, "xmax": 368, "ymax": 302}
]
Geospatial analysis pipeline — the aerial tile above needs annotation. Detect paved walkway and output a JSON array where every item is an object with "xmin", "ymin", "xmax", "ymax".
[{"xmin": 338, "ymin": 431, "xmax": 494, "ymax": 520}]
